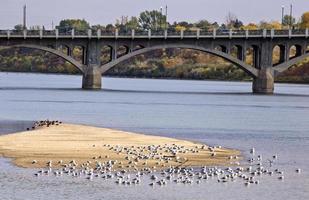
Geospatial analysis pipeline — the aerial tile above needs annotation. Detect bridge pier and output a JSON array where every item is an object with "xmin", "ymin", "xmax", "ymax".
[
  {"xmin": 252, "ymin": 69, "xmax": 274, "ymax": 94},
  {"xmin": 82, "ymin": 66, "xmax": 102, "ymax": 89}
]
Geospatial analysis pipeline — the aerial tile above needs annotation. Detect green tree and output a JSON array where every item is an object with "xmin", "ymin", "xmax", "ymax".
[
  {"xmin": 56, "ymin": 19, "xmax": 90, "ymax": 32},
  {"xmin": 127, "ymin": 17, "xmax": 140, "ymax": 30},
  {"xmin": 14, "ymin": 24, "xmax": 23, "ymax": 30},
  {"xmin": 139, "ymin": 10, "xmax": 166, "ymax": 30},
  {"xmin": 282, "ymin": 15, "xmax": 296, "ymax": 27}
]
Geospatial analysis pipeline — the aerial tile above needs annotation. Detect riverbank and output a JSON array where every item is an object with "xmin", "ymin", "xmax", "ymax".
[{"xmin": 0, "ymin": 123, "xmax": 240, "ymax": 169}]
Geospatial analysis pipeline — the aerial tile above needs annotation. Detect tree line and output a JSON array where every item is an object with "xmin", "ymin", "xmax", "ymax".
[{"xmin": 14, "ymin": 10, "xmax": 309, "ymax": 32}]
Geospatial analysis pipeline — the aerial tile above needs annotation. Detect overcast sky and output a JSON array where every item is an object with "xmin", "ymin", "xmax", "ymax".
[{"xmin": 0, "ymin": 0, "xmax": 308, "ymax": 29}]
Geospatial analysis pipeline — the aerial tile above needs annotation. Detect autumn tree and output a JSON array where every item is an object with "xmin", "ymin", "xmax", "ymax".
[
  {"xmin": 259, "ymin": 21, "xmax": 281, "ymax": 29},
  {"xmin": 300, "ymin": 12, "xmax": 309, "ymax": 28},
  {"xmin": 241, "ymin": 23, "xmax": 258, "ymax": 30}
]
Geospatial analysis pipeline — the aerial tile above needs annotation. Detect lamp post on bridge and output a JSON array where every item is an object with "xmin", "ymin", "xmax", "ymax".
[{"xmin": 281, "ymin": 5, "xmax": 285, "ymax": 29}]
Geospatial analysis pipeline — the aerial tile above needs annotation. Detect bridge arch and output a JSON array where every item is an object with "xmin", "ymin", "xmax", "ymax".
[
  {"xmin": 72, "ymin": 45, "xmax": 87, "ymax": 65},
  {"xmin": 289, "ymin": 44, "xmax": 303, "ymax": 59},
  {"xmin": 117, "ymin": 45, "xmax": 130, "ymax": 58},
  {"xmin": 215, "ymin": 45, "xmax": 228, "ymax": 53},
  {"xmin": 0, "ymin": 44, "xmax": 85, "ymax": 73},
  {"xmin": 100, "ymin": 44, "xmax": 259, "ymax": 78},
  {"xmin": 273, "ymin": 51, "xmax": 309, "ymax": 76},
  {"xmin": 231, "ymin": 45, "xmax": 244, "ymax": 60},
  {"xmin": 132, "ymin": 45, "xmax": 145, "ymax": 51},
  {"xmin": 246, "ymin": 45, "xmax": 260, "ymax": 69},
  {"xmin": 100, "ymin": 45, "xmax": 114, "ymax": 65},
  {"xmin": 272, "ymin": 44, "xmax": 286, "ymax": 65}
]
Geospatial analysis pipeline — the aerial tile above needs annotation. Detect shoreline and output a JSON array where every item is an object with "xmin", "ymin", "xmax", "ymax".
[
  {"xmin": 0, "ymin": 123, "xmax": 240, "ymax": 170},
  {"xmin": 1, "ymin": 72, "xmax": 309, "ymax": 85}
]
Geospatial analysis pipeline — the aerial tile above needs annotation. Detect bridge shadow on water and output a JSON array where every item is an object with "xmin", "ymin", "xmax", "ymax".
[{"xmin": 1, "ymin": 86, "xmax": 309, "ymax": 97}]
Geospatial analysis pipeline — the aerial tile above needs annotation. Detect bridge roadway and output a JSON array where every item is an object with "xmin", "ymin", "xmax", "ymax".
[{"xmin": 0, "ymin": 28, "xmax": 309, "ymax": 94}]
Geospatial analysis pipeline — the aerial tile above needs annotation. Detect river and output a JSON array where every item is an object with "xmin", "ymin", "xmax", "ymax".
[{"xmin": 0, "ymin": 72, "xmax": 308, "ymax": 200}]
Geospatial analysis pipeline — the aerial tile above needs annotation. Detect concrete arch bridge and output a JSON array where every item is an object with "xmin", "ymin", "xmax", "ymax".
[{"xmin": 0, "ymin": 28, "xmax": 309, "ymax": 94}]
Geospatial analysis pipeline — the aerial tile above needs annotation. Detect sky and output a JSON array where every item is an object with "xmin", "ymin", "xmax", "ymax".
[{"xmin": 0, "ymin": 0, "xmax": 308, "ymax": 29}]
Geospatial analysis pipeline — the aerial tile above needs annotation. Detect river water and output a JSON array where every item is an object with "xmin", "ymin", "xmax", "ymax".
[{"xmin": 0, "ymin": 72, "xmax": 308, "ymax": 200}]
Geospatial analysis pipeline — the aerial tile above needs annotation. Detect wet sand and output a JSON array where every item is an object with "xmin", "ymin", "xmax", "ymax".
[{"xmin": 0, "ymin": 123, "xmax": 240, "ymax": 169}]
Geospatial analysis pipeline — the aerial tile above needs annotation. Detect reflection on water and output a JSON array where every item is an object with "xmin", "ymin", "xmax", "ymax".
[{"xmin": 0, "ymin": 72, "xmax": 309, "ymax": 200}]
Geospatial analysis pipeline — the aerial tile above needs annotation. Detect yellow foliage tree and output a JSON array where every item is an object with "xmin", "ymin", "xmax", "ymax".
[
  {"xmin": 300, "ymin": 12, "xmax": 309, "ymax": 28},
  {"xmin": 175, "ymin": 25, "xmax": 186, "ymax": 32},
  {"xmin": 241, "ymin": 23, "xmax": 258, "ymax": 30},
  {"xmin": 259, "ymin": 21, "xmax": 281, "ymax": 29}
]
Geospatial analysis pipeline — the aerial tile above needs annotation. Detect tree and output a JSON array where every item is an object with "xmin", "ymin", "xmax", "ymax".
[
  {"xmin": 138, "ymin": 10, "xmax": 166, "ymax": 30},
  {"xmin": 91, "ymin": 25, "xmax": 105, "ymax": 31},
  {"xmin": 225, "ymin": 12, "xmax": 243, "ymax": 29},
  {"xmin": 56, "ymin": 19, "xmax": 90, "ymax": 32},
  {"xmin": 259, "ymin": 21, "xmax": 281, "ymax": 29},
  {"xmin": 105, "ymin": 24, "xmax": 115, "ymax": 32},
  {"xmin": 241, "ymin": 23, "xmax": 258, "ymax": 30},
  {"xmin": 300, "ymin": 12, "xmax": 309, "ymax": 28},
  {"xmin": 126, "ymin": 17, "xmax": 140, "ymax": 30},
  {"xmin": 195, "ymin": 20, "xmax": 219, "ymax": 30},
  {"xmin": 14, "ymin": 24, "xmax": 23, "ymax": 31},
  {"xmin": 282, "ymin": 15, "xmax": 296, "ymax": 27},
  {"xmin": 195, "ymin": 20, "xmax": 211, "ymax": 30},
  {"xmin": 175, "ymin": 25, "xmax": 186, "ymax": 32}
]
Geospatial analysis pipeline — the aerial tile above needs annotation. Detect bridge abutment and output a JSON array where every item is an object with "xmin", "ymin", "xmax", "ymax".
[
  {"xmin": 82, "ymin": 66, "xmax": 102, "ymax": 89},
  {"xmin": 252, "ymin": 69, "xmax": 274, "ymax": 94}
]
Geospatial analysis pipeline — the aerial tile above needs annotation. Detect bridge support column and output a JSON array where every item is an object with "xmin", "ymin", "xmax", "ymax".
[
  {"xmin": 252, "ymin": 68, "xmax": 274, "ymax": 94},
  {"xmin": 82, "ymin": 66, "xmax": 102, "ymax": 90}
]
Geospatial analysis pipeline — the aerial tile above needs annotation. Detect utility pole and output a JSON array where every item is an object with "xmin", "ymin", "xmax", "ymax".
[
  {"xmin": 281, "ymin": 5, "xmax": 284, "ymax": 29},
  {"xmin": 165, "ymin": 5, "xmax": 168, "ymax": 30},
  {"xmin": 23, "ymin": 4, "xmax": 27, "ymax": 30},
  {"xmin": 160, "ymin": 6, "xmax": 163, "ymax": 30},
  {"xmin": 289, "ymin": 4, "xmax": 293, "ymax": 29}
]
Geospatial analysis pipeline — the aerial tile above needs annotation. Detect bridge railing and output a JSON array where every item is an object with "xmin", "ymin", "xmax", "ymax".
[
  {"xmin": 151, "ymin": 30, "xmax": 165, "ymax": 36},
  {"xmin": 0, "ymin": 29, "xmax": 308, "ymax": 38},
  {"xmin": 118, "ymin": 30, "xmax": 132, "ymax": 36},
  {"xmin": 44, "ymin": 30, "xmax": 56, "ymax": 36},
  {"xmin": 184, "ymin": 30, "xmax": 197, "ymax": 36},
  {"xmin": 247, "ymin": 30, "xmax": 263, "ymax": 36},
  {"xmin": 0, "ymin": 30, "xmax": 8, "ymax": 35},
  {"xmin": 100, "ymin": 30, "xmax": 115, "ymax": 36},
  {"xmin": 26, "ymin": 30, "xmax": 40, "ymax": 36},
  {"xmin": 232, "ymin": 30, "xmax": 247, "ymax": 35},
  {"xmin": 274, "ymin": 30, "xmax": 289, "ymax": 36},
  {"xmin": 292, "ymin": 29, "xmax": 306, "ymax": 35},
  {"xmin": 168, "ymin": 30, "xmax": 181, "ymax": 36},
  {"xmin": 199, "ymin": 30, "xmax": 213, "ymax": 36},
  {"xmin": 58, "ymin": 29, "xmax": 73, "ymax": 36},
  {"xmin": 135, "ymin": 30, "xmax": 149, "ymax": 36},
  {"xmin": 74, "ymin": 30, "xmax": 87, "ymax": 36}
]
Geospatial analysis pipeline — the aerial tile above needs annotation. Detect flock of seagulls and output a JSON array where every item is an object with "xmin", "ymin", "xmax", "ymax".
[
  {"xmin": 32, "ymin": 143, "xmax": 302, "ymax": 187},
  {"xmin": 26, "ymin": 120, "xmax": 62, "ymax": 131},
  {"xmin": 27, "ymin": 121, "xmax": 302, "ymax": 187}
]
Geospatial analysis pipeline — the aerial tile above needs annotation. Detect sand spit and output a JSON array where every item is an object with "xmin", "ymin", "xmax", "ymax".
[{"xmin": 0, "ymin": 123, "xmax": 240, "ymax": 169}]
